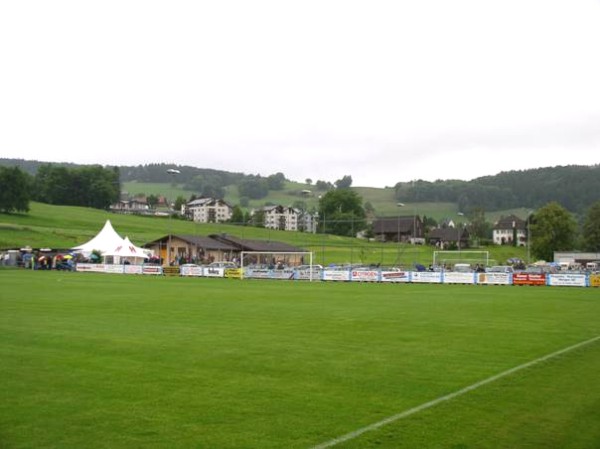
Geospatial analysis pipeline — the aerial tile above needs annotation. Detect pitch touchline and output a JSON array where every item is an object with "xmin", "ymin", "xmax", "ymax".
[{"xmin": 310, "ymin": 334, "xmax": 600, "ymax": 449}]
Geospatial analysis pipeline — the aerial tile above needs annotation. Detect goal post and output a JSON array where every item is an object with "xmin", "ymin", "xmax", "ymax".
[
  {"xmin": 433, "ymin": 250, "xmax": 490, "ymax": 269},
  {"xmin": 240, "ymin": 251, "xmax": 314, "ymax": 281}
]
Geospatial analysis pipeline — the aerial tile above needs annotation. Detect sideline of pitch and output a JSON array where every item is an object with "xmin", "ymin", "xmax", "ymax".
[{"xmin": 310, "ymin": 334, "xmax": 600, "ymax": 449}]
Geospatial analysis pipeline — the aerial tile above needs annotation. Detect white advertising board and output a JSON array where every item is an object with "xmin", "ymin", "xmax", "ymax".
[
  {"xmin": 323, "ymin": 269, "xmax": 351, "ymax": 281},
  {"xmin": 180, "ymin": 266, "xmax": 204, "ymax": 277},
  {"xmin": 103, "ymin": 265, "xmax": 124, "ymax": 274},
  {"xmin": 76, "ymin": 263, "xmax": 106, "ymax": 273},
  {"xmin": 411, "ymin": 271, "xmax": 443, "ymax": 283},
  {"xmin": 380, "ymin": 270, "xmax": 410, "ymax": 283},
  {"xmin": 295, "ymin": 269, "xmax": 323, "ymax": 281},
  {"xmin": 443, "ymin": 272, "xmax": 476, "ymax": 284},
  {"xmin": 245, "ymin": 268, "xmax": 272, "ymax": 279},
  {"xmin": 476, "ymin": 273, "xmax": 511, "ymax": 285},
  {"xmin": 547, "ymin": 274, "xmax": 587, "ymax": 287},
  {"xmin": 142, "ymin": 265, "xmax": 163, "ymax": 275},
  {"xmin": 204, "ymin": 267, "xmax": 225, "ymax": 278},
  {"xmin": 351, "ymin": 270, "xmax": 379, "ymax": 282},
  {"xmin": 123, "ymin": 265, "xmax": 143, "ymax": 275},
  {"xmin": 270, "ymin": 269, "xmax": 295, "ymax": 280}
]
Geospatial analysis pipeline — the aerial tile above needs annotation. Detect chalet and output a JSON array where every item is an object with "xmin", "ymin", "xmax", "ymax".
[
  {"xmin": 493, "ymin": 214, "xmax": 527, "ymax": 246},
  {"xmin": 183, "ymin": 198, "xmax": 233, "ymax": 223},
  {"xmin": 372, "ymin": 216, "xmax": 424, "ymax": 243},
  {"xmin": 143, "ymin": 233, "xmax": 305, "ymax": 266},
  {"xmin": 211, "ymin": 234, "xmax": 306, "ymax": 266},
  {"xmin": 144, "ymin": 234, "xmax": 238, "ymax": 265}
]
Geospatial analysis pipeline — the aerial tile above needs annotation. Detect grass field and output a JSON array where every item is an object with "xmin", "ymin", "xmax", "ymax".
[{"xmin": 1, "ymin": 269, "xmax": 599, "ymax": 448}]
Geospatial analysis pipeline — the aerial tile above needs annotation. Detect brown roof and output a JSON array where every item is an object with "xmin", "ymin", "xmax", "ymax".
[
  {"xmin": 428, "ymin": 227, "xmax": 469, "ymax": 242},
  {"xmin": 144, "ymin": 235, "xmax": 238, "ymax": 251},
  {"xmin": 372, "ymin": 216, "xmax": 419, "ymax": 234},
  {"xmin": 210, "ymin": 234, "xmax": 304, "ymax": 252},
  {"xmin": 145, "ymin": 233, "xmax": 305, "ymax": 253},
  {"xmin": 494, "ymin": 214, "xmax": 526, "ymax": 230}
]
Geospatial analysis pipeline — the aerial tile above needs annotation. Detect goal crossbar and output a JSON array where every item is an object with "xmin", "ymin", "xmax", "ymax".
[{"xmin": 433, "ymin": 250, "xmax": 490, "ymax": 267}]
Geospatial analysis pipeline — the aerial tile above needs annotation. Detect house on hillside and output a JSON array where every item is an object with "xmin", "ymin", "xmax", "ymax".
[
  {"xmin": 438, "ymin": 217, "xmax": 458, "ymax": 229},
  {"xmin": 183, "ymin": 198, "xmax": 233, "ymax": 223},
  {"xmin": 110, "ymin": 198, "xmax": 150, "ymax": 214},
  {"xmin": 493, "ymin": 214, "xmax": 527, "ymax": 246},
  {"xmin": 252, "ymin": 205, "xmax": 316, "ymax": 232},
  {"xmin": 372, "ymin": 216, "xmax": 424, "ymax": 243},
  {"xmin": 427, "ymin": 227, "xmax": 470, "ymax": 249}
]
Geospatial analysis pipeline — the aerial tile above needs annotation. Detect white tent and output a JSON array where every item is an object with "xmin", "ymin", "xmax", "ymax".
[
  {"xmin": 103, "ymin": 236, "xmax": 151, "ymax": 265},
  {"xmin": 123, "ymin": 236, "xmax": 152, "ymax": 258},
  {"xmin": 72, "ymin": 220, "xmax": 125, "ymax": 256}
]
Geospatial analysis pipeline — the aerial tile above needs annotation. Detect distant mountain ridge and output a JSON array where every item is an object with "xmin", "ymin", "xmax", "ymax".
[{"xmin": 1, "ymin": 158, "xmax": 599, "ymax": 214}]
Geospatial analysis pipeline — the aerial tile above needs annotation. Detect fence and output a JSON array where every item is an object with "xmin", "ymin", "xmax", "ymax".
[{"xmin": 74, "ymin": 263, "xmax": 599, "ymax": 287}]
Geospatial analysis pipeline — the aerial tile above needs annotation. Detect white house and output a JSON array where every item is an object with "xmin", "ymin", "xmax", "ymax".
[
  {"xmin": 492, "ymin": 214, "xmax": 527, "ymax": 246},
  {"xmin": 254, "ymin": 205, "xmax": 316, "ymax": 232},
  {"xmin": 110, "ymin": 198, "xmax": 149, "ymax": 213},
  {"xmin": 184, "ymin": 198, "xmax": 233, "ymax": 223}
]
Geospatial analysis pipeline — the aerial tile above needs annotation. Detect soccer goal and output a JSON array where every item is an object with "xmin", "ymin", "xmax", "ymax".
[
  {"xmin": 240, "ymin": 251, "xmax": 315, "ymax": 281},
  {"xmin": 433, "ymin": 250, "xmax": 490, "ymax": 269}
]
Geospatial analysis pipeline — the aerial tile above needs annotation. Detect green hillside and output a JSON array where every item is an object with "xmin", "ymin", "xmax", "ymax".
[
  {"xmin": 122, "ymin": 180, "xmax": 530, "ymax": 226},
  {"xmin": 3, "ymin": 159, "xmax": 599, "ymax": 216},
  {"xmin": 0, "ymin": 202, "xmax": 527, "ymax": 267}
]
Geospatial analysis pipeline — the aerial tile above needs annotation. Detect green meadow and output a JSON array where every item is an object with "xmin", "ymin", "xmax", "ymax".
[
  {"xmin": 1, "ymin": 269, "xmax": 599, "ymax": 448},
  {"xmin": 0, "ymin": 202, "xmax": 526, "ymax": 268},
  {"xmin": 122, "ymin": 180, "xmax": 529, "ymax": 225}
]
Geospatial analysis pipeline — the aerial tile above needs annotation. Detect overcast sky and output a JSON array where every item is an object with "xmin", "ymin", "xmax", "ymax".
[{"xmin": 1, "ymin": 0, "xmax": 599, "ymax": 187}]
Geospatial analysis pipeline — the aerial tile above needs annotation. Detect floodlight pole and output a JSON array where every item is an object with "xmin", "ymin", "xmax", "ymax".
[
  {"xmin": 397, "ymin": 202, "xmax": 405, "ymax": 266},
  {"xmin": 457, "ymin": 212, "xmax": 465, "ymax": 252},
  {"xmin": 167, "ymin": 169, "xmax": 180, "ymax": 265},
  {"xmin": 412, "ymin": 180, "xmax": 417, "ymax": 266},
  {"xmin": 527, "ymin": 211, "xmax": 532, "ymax": 264}
]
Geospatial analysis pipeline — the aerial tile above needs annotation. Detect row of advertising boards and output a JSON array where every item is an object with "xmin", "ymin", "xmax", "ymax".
[{"xmin": 75, "ymin": 264, "xmax": 600, "ymax": 287}]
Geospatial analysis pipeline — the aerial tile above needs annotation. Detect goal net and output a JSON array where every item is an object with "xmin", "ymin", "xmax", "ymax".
[
  {"xmin": 240, "ymin": 251, "xmax": 315, "ymax": 281},
  {"xmin": 432, "ymin": 250, "xmax": 490, "ymax": 269}
]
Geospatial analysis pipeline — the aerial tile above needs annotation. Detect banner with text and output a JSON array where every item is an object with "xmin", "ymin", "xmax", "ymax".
[{"xmin": 476, "ymin": 273, "xmax": 512, "ymax": 285}]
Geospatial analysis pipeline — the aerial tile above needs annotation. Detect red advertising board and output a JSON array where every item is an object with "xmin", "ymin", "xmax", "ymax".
[{"xmin": 513, "ymin": 273, "xmax": 546, "ymax": 286}]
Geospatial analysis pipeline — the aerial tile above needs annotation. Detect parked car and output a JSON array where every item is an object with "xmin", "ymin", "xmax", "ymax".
[
  {"xmin": 295, "ymin": 264, "xmax": 323, "ymax": 271},
  {"xmin": 522, "ymin": 265, "xmax": 559, "ymax": 274},
  {"xmin": 207, "ymin": 261, "xmax": 237, "ymax": 269},
  {"xmin": 487, "ymin": 265, "xmax": 514, "ymax": 273},
  {"xmin": 453, "ymin": 263, "xmax": 472, "ymax": 273}
]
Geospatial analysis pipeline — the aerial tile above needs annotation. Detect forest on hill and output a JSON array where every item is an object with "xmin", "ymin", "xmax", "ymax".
[
  {"xmin": 1, "ymin": 158, "xmax": 599, "ymax": 214},
  {"xmin": 395, "ymin": 164, "xmax": 600, "ymax": 214}
]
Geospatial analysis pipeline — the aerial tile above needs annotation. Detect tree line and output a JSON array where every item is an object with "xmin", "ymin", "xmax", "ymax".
[
  {"xmin": 0, "ymin": 159, "xmax": 342, "ymax": 203},
  {"xmin": 395, "ymin": 164, "xmax": 600, "ymax": 214},
  {"xmin": 0, "ymin": 164, "xmax": 120, "ymax": 213},
  {"xmin": 3, "ymin": 159, "xmax": 599, "ymax": 213}
]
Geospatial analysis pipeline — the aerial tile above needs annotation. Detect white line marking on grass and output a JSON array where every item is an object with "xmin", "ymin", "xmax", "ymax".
[{"xmin": 310, "ymin": 334, "xmax": 600, "ymax": 449}]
